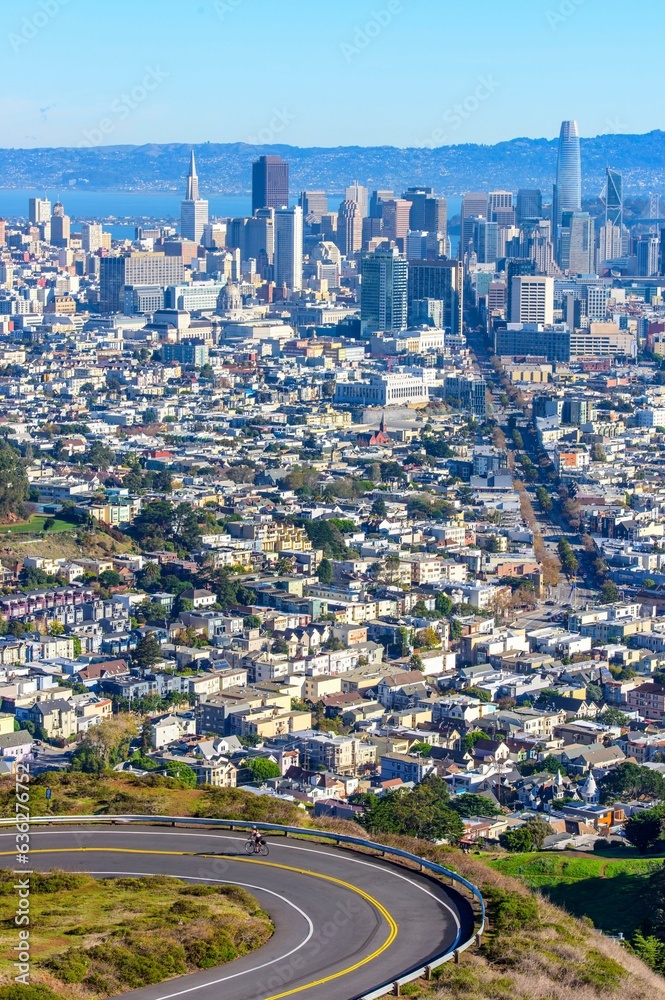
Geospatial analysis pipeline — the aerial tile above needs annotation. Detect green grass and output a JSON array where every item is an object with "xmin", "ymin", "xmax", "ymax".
[
  {"xmin": 0, "ymin": 869, "xmax": 273, "ymax": 998},
  {"xmin": 489, "ymin": 851, "xmax": 665, "ymax": 936},
  {"xmin": 0, "ymin": 516, "xmax": 73, "ymax": 534}
]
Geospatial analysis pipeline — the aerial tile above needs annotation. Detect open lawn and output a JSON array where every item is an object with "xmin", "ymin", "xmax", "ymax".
[
  {"xmin": 489, "ymin": 851, "xmax": 665, "ymax": 936},
  {"xmin": 0, "ymin": 869, "xmax": 273, "ymax": 998},
  {"xmin": 0, "ymin": 516, "xmax": 73, "ymax": 534}
]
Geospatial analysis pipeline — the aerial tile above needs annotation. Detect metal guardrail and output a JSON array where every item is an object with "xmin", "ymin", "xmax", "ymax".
[{"xmin": 0, "ymin": 814, "xmax": 485, "ymax": 999}]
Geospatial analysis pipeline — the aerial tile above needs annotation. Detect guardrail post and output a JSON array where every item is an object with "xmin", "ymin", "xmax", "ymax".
[
  {"xmin": 475, "ymin": 932, "xmax": 482, "ymax": 947},
  {"xmin": 454, "ymin": 949, "xmax": 461, "ymax": 964},
  {"xmin": 392, "ymin": 983, "xmax": 401, "ymax": 996},
  {"xmin": 424, "ymin": 966, "xmax": 433, "ymax": 980}
]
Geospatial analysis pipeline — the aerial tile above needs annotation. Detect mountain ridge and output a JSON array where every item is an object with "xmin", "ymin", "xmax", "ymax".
[{"xmin": 0, "ymin": 131, "xmax": 664, "ymax": 198}]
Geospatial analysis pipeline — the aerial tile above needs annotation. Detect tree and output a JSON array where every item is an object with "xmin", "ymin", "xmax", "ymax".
[
  {"xmin": 598, "ymin": 762, "xmax": 665, "ymax": 803},
  {"xmin": 409, "ymin": 653, "xmax": 424, "ymax": 672},
  {"xmin": 362, "ymin": 775, "xmax": 464, "ymax": 842},
  {"xmin": 140, "ymin": 717, "xmax": 152, "ymax": 754},
  {"xmin": 99, "ymin": 570, "xmax": 123, "ymax": 588},
  {"xmin": 414, "ymin": 627, "xmax": 440, "ymax": 650},
  {"xmin": 499, "ymin": 816, "xmax": 553, "ymax": 852},
  {"xmin": 451, "ymin": 793, "xmax": 501, "ymax": 818},
  {"xmin": 435, "ymin": 592, "xmax": 453, "ymax": 617},
  {"xmin": 409, "ymin": 742, "xmax": 432, "ymax": 757},
  {"xmin": 462, "ymin": 730, "xmax": 486, "ymax": 753},
  {"xmin": 133, "ymin": 633, "xmax": 162, "ymax": 669},
  {"xmin": 0, "ymin": 442, "xmax": 29, "ymax": 521},
  {"xmin": 317, "ymin": 558, "xmax": 333, "ymax": 584},
  {"xmin": 598, "ymin": 707, "xmax": 629, "ymax": 727},
  {"xmin": 150, "ymin": 469, "xmax": 173, "ymax": 493},
  {"xmin": 87, "ymin": 441, "xmax": 115, "ymax": 470},
  {"xmin": 271, "ymin": 637, "xmax": 289, "ymax": 654},
  {"xmin": 465, "ymin": 686, "xmax": 492, "ymax": 703},
  {"xmin": 246, "ymin": 758, "xmax": 281, "ymax": 784},
  {"xmin": 371, "ymin": 498, "xmax": 387, "ymax": 518},
  {"xmin": 70, "ymin": 717, "xmax": 136, "ymax": 773},
  {"xmin": 630, "ymin": 931, "xmax": 665, "ymax": 975},
  {"xmin": 48, "ymin": 621, "xmax": 65, "ymax": 636},
  {"xmin": 624, "ymin": 805, "xmax": 665, "ymax": 853},
  {"xmin": 600, "ymin": 581, "xmax": 621, "ymax": 604},
  {"xmin": 164, "ymin": 761, "xmax": 198, "ymax": 787},
  {"xmin": 243, "ymin": 615, "xmax": 262, "ymax": 630}
]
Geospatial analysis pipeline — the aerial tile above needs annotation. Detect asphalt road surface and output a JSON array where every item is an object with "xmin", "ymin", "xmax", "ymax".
[{"xmin": 0, "ymin": 825, "xmax": 475, "ymax": 1000}]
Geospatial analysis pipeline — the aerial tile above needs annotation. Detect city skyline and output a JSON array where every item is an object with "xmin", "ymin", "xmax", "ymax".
[{"xmin": 0, "ymin": 0, "xmax": 663, "ymax": 149}]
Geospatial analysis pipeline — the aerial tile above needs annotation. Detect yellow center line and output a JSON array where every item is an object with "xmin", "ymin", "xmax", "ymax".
[{"xmin": 0, "ymin": 847, "xmax": 399, "ymax": 1000}]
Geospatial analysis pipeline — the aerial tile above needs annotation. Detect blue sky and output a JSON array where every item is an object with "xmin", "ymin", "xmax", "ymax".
[{"xmin": 0, "ymin": 0, "xmax": 662, "ymax": 149}]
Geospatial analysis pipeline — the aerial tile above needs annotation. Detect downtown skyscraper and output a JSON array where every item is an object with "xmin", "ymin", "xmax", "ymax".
[
  {"xmin": 552, "ymin": 120, "xmax": 582, "ymax": 264},
  {"xmin": 180, "ymin": 151, "xmax": 208, "ymax": 244}
]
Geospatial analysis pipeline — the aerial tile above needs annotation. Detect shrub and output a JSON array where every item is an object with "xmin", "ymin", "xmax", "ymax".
[
  {"xmin": 485, "ymin": 888, "xmax": 540, "ymax": 933},
  {"xmin": 576, "ymin": 948, "xmax": 625, "ymax": 990},
  {"xmin": 46, "ymin": 949, "xmax": 90, "ymax": 983}
]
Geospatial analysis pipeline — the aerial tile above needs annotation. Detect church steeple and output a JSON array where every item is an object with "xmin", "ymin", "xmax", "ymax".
[{"xmin": 185, "ymin": 150, "xmax": 199, "ymax": 201}]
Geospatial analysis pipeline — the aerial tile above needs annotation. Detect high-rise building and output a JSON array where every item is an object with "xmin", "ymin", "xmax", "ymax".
[
  {"xmin": 586, "ymin": 285, "xmax": 608, "ymax": 322},
  {"xmin": 403, "ymin": 188, "xmax": 447, "ymax": 239},
  {"xmin": 245, "ymin": 208, "xmax": 275, "ymax": 266},
  {"xmin": 381, "ymin": 199, "xmax": 411, "ymax": 245},
  {"xmin": 180, "ymin": 151, "xmax": 208, "ymax": 244},
  {"xmin": 81, "ymin": 222, "xmax": 103, "ymax": 254},
  {"xmin": 407, "ymin": 258, "xmax": 463, "ymax": 334},
  {"xmin": 345, "ymin": 182, "xmax": 368, "ymax": 218},
  {"xmin": 605, "ymin": 168, "xmax": 623, "ymax": 228},
  {"xmin": 50, "ymin": 201, "xmax": 70, "ymax": 248},
  {"xmin": 487, "ymin": 191, "xmax": 513, "ymax": 221},
  {"xmin": 29, "ymin": 198, "xmax": 51, "ymax": 225},
  {"xmin": 369, "ymin": 190, "xmax": 394, "ymax": 218},
  {"xmin": 100, "ymin": 252, "xmax": 185, "ymax": 313},
  {"xmin": 0, "ymin": 220, "xmax": 6, "ymax": 248},
  {"xmin": 299, "ymin": 191, "xmax": 328, "ymax": 220},
  {"xmin": 252, "ymin": 155, "xmax": 289, "ymax": 214},
  {"xmin": 553, "ymin": 120, "xmax": 582, "ymax": 241},
  {"xmin": 274, "ymin": 206, "xmax": 303, "ymax": 290},
  {"xmin": 336, "ymin": 200, "xmax": 363, "ymax": 257},
  {"xmin": 360, "ymin": 246, "xmax": 408, "ymax": 333},
  {"xmin": 568, "ymin": 212, "xmax": 594, "ymax": 274},
  {"xmin": 406, "ymin": 231, "xmax": 429, "ymax": 261},
  {"xmin": 461, "ymin": 193, "xmax": 488, "ymax": 255},
  {"xmin": 597, "ymin": 222, "xmax": 623, "ymax": 266},
  {"xmin": 473, "ymin": 219, "xmax": 499, "ymax": 263},
  {"xmin": 506, "ymin": 259, "xmax": 536, "ymax": 318},
  {"xmin": 509, "ymin": 276, "xmax": 554, "ymax": 325},
  {"xmin": 516, "ymin": 189, "xmax": 543, "ymax": 224},
  {"xmin": 637, "ymin": 236, "xmax": 660, "ymax": 277}
]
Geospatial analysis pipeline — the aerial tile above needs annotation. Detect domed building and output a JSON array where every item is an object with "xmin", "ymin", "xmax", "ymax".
[{"xmin": 217, "ymin": 279, "xmax": 243, "ymax": 317}]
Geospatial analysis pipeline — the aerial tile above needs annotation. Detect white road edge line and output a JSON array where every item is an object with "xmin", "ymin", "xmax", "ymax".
[
  {"xmin": 12, "ymin": 827, "xmax": 462, "ymax": 948},
  {"xmin": 83, "ymin": 869, "xmax": 314, "ymax": 999}
]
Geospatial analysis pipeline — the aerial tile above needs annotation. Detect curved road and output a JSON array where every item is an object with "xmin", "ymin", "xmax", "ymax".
[{"xmin": 0, "ymin": 825, "xmax": 474, "ymax": 1000}]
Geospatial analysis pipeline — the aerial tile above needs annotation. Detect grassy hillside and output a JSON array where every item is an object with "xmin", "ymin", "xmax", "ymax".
[
  {"xmin": 1, "ymin": 772, "xmax": 662, "ymax": 999},
  {"xmin": 488, "ymin": 852, "xmax": 665, "ymax": 938},
  {"xmin": 0, "ymin": 870, "xmax": 272, "ymax": 999}
]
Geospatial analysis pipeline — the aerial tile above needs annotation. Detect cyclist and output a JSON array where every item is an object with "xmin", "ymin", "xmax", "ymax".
[{"xmin": 251, "ymin": 827, "xmax": 263, "ymax": 853}]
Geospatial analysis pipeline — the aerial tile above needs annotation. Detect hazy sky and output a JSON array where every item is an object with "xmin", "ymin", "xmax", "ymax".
[{"xmin": 1, "ymin": 0, "xmax": 662, "ymax": 149}]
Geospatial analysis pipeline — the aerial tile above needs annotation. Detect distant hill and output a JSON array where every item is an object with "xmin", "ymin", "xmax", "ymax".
[{"xmin": 1, "ymin": 132, "xmax": 664, "ymax": 198}]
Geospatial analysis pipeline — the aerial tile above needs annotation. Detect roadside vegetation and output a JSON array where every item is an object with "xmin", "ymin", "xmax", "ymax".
[
  {"xmin": 0, "ymin": 870, "xmax": 272, "ymax": 998},
  {"xmin": 0, "ymin": 775, "xmax": 661, "ymax": 999}
]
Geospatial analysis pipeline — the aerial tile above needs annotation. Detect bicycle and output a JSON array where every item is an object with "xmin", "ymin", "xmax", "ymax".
[{"xmin": 244, "ymin": 838, "xmax": 269, "ymax": 857}]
